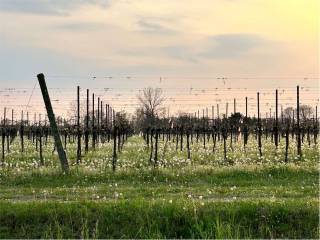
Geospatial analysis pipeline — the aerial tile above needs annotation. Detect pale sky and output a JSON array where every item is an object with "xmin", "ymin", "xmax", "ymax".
[{"xmin": 0, "ymin": 0, "xmax": 319, "ymax": 117}]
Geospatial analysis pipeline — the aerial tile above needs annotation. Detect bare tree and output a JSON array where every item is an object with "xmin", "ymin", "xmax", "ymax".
[
  {"xmin": 283, "ymin": 107, "xmax": 294, "ymax": 119},
  {"xmin": 300, "ymin": 105, "xmax": 313, "ymax": 121},
  {"xmin": 136, "ymin": 88, "xmax": 165, "ymax": 128},
  {"xmin": 137, "ymin": 88, "xmax": 165, "ymax": 117},
  {"xmin": 283, "ymin": 105, "xmax": 314, "ymax": 121},
  {"xmin": 67, "ymin": 100, "xmax": 87, "ymax": 123}
]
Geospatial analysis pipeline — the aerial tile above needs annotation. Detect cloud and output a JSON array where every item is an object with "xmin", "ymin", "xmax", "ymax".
[
  {"xmin": 0, "ymin": 41, "xmax": 94, "ymax": 85},
  {"xmin": 0, "ymin": 0, "xmax": 110, "ymax": 16},
  {"xmin": 137, "ymin": 19, "xmax": 177, "ymax": 35},
  {"xmin": 201, "ymin": 34, "xmax": 265, "ymax": 59},
  {"xmin": 54, "ymin": 22, "xmax": 107, "ymax": 31},
  {"xmin": 161, "ymin": 46, "xmax": 198, "ymax": 63},
  {"xmin": 118, "ymin": 34, "xmax": 266, "ymax": 63}
]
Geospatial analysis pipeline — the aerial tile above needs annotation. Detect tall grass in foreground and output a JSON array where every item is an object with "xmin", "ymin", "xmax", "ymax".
[{"xmin": 0, "ymin": 200, "xmax": 318, "ymax": 239}]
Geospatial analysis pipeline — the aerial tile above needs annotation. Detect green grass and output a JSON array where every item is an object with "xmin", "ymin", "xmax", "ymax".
[
  {"xmin": 0, "ymin": 165, "xmax": 318, "ymax": 201},
  {"xmin": 0, "ymin": 200, "xmax": 318, "ymax": 239},
  {"xmin": 0, "ymin": 136, "xmax": 319, "ymax": 238}
]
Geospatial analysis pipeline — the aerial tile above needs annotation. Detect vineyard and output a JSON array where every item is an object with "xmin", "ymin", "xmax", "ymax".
[{"xmin": 0, "ymin": 74, "xmax": 319, "ymax": 238}]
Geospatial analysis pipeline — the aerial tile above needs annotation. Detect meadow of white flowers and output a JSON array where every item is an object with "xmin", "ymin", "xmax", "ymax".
[{"xmin": 0, "ymin": 135, "xmax": 318, "ymax": 175}]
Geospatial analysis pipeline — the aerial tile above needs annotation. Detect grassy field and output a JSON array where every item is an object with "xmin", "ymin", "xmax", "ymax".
[{"xmin": 0, "ymin": 136, "xmax": 319, "ymax": 238}]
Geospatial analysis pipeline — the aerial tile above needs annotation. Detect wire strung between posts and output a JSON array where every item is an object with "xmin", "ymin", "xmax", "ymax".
[{"xmin": 26, "ymin": 82, "xmax": 37, "ymax": 110}]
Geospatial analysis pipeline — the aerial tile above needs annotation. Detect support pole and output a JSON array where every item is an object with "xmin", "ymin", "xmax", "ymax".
[
  {"xmin": 275, "ymin": 89, "xmax": 279, "ymax": 148},
  {"xmin": 85, "ymin": 89, "xmax": 89, "ymax": 153},
  {"xmin": 77, "ymin": 86, "xmax": 81, "ymax": 163},
  {"xmin": 297, "ymin": 85, "xmax": 302, "ymax": 156},
  {"xmin": 37, "ymin": 73, "xmax": 69, "ymax": 172}
]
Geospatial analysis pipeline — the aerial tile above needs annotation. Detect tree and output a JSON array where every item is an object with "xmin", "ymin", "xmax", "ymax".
[
  {"xmin": 229, "ymin": 112, "xmax": 243, "ymax": 126},
  {"xmin": 283, "ymin": 107, "xmax": 294, "ymax": 119},
  {"xmin": 136, "ymin": 88, "xmax": 165, "ymax": 128},
  {"xmin": 300, "ymin": 105, "xmax": 313, "ymax": 121},
  {"xmin": 114, "ymin": 111, "xmax": 130, "ymax": 129},
  {"xmin": 283, "ymin": 105, "xmax": 314, "ymax": 121},
  {"xmin": 67, "ymin": 100, "xmax": 87, "ymax": 124}
]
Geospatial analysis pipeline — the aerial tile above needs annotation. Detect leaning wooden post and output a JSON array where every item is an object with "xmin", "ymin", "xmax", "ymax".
[{"xmin": 37, "ymin": 73, "xmax": 69, "ymax": 173}]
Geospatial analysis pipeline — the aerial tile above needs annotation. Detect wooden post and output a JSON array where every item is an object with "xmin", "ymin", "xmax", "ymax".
[
  {"xmin": 106, "ymin": 104, "xmax": 109, "ymax": 128},
  {"xmin": 244, "ymin": 96, "xmax": 248, "ymax": 148},
  {"xmin": 212, "ymin": 106, "xmax": 214, "ymax": 120},
  {"xmin": 257, "ymin": 92, "xmax": 262, "ymax": 157},
  {"xmin": 226, "ymin": 102, "xmax": 228, "ymax": 117},
  {"xmin": 92, "ymin": 93, "xmax": 95, "ymax": 149},
  {"xmin": 100, "ymin": 101, "xmax": 103, "ymax": 128},
  {"xmin": 180, "ymin": 127, "xmax": 183, "ymax": 151},
  {"xmin": 39, "ymin": 119, "xmax": 44, "ymax": 166},
  {"xmin": 107, "ymin": 104, "xmax": 111, "ymax": 142},
  {"xmin": 315, "ymin": 105, "xmax": 318, "ymax": 145},
  {"xmin": 110, "ymin": 107, "xmax": 113, "ymax": 127},
  {"xmin": 285, "ymin": 119, "xmax": 289, "ymax": 162},
  {"xmin": 20, "ymin": 110, "xmax": 24, "ymax": 152},
  {"xmin": 1, "ymin": 108, "xmax": 6, "ymax": 163},
  {"xmin": 217, "ymin": 104, "xmax": 219, "ymax": 119},
  {"xmin": 275, "ymin": 89, "xmax": 279, "ymax": 148},
  {"xmin": 187, "ymin": 130, "xmax": 191, "ymax": 160},
  {"xmin": 85, "ymin": 89, "xmax": 89, "ymax": 153},
  {"xmin": 105, "ymin": 104, "xmax": 108, "ymax": 129},
  {"xmin": 297, "ymin": 85, "xmax": 302, "ymax": 156},
  {"xmin": 234, "ymin": 98, "xmax": 236, "ymax": 114},
  {"xmin": 37, "ymin": 73, "xmax": 69, "ymax": 172},
  {"xmin": 97, "ymin": 97, "xmax": 100, "ymax": 144},
  {"xmin": 154, "ymin": 129, "xmax": 158, "ymax": 167},
  {"xmin": 245, "ymin": 97, "xmax": 248, "ymax": 118},
  {"xmin": 112, "ymin": 126, "xmax": 117, "ymax": 171},
  {"xmin": 77, "ymin": 86, "xmax": 81, "ymax": 164}
]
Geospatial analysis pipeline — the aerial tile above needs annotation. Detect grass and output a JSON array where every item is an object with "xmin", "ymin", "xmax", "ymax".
[
  {"xmin": 0, "ymin": 135, "xmax": 319, "ymax": 238},
  {"xmin": 0, "ymin": 200, "xmax": 318, "ymax": 239},
  {"xmin": 0, "ymin": 165, "xmax": 318, "ymax": 201}
]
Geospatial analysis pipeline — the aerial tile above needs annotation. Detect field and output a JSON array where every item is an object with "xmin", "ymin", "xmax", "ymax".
[
  {"xmin": 0, "ymin": 135, "xmax": 318, "ymax": 238},
  {"xmin": 1, "ymin": 0, "xmax": 319, "ymax": 238}
]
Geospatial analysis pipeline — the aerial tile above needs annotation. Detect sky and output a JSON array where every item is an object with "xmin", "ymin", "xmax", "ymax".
[{"xmin": 0, "ymin": 0, "xmax": 319, "ymax": 118}]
